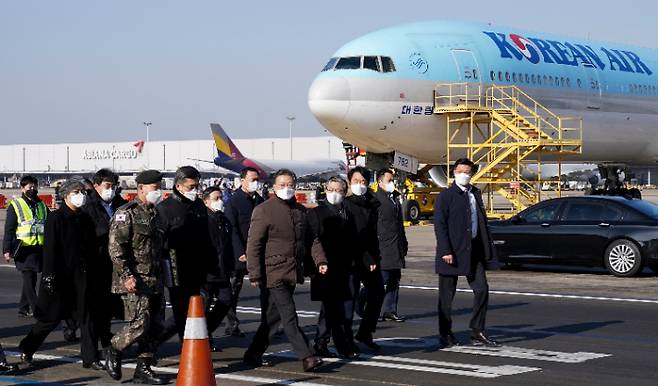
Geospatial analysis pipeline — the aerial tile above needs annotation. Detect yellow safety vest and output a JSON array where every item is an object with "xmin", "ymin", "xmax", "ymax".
[{"xmin": 9, "ymin": 197, "xmax": 48, "ymax": 246}]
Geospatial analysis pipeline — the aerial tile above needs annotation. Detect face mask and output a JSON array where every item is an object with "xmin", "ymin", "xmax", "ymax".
[
  {"xmin": 454, "ymin": 173, "xmax": 472, "ymax": 187},
  {"xmin": 210, "ymin": 200, "xmax": 224, "ymax": 212},
  {"xmin": 100, "ymin": 188, "xmax": 115, "ymax": 202},
  {"xmin": 381, "ymin": 181, "xmax": 395, "ymax": 193},
  {"xmin": 247, "ymin": 180, "xmax": 259, "ymax": 193},
  {"xmin": 183, "ymin": 190, "xmax": 198, "ymax": 201},
  {"xmin": 25, "ymin": 190, "xmax": 38, "ymax": 199},
  {"xmin": 146, "ymin": 190, "xmax": 163, "ymax": 205},
  {"xmin": 326, "ymin": 191, "xmax": 344, "ymax": 205},
  {"xmin": 351, "ymin": 183, "xmax": 367, "ymax": 196},
  {"xmin": 69, "ymin": 193, "xmax": 86, "ymax": 208},
  {"xmin": 275, "ymin": 187, "xmax": 296, "ymax": 201}
]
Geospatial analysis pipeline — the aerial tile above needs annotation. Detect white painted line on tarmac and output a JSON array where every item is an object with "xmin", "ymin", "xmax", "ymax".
[
  {"xmin": 399, "ymin": 284, "xmax": 658, "ymax": 304},
  {"xmin": 6, "ymin": 351, "xmax": 331, "ymax": 386},
  {"xmin": 237, "ymin": 305, "xmax": 319, "ymax": 318},
  {"xmin": 271, "ymin": 350, "xmax": 540, "ymax": 378},
  {"xmin": 440, "ymin": 345, "xmax": 611, "ymax": 363}
]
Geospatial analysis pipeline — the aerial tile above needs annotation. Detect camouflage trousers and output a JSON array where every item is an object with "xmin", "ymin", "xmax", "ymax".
[{"xmin": 111, "ymin": 293, "xmax": 165, "ymax": 358}]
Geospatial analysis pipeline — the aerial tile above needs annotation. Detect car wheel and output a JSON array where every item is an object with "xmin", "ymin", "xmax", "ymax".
[
  {"xmin": 604, "ymin": 240, "xmax": 643, "ymax": 277},
  {"xmin": 402, "ymin": 200, "xmax": 421, "ymax": 222}
]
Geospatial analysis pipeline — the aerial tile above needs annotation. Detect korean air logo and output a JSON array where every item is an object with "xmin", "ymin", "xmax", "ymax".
[{"xmin": 509, "ymin": 34, "xmax": 540, "ymax": 64}]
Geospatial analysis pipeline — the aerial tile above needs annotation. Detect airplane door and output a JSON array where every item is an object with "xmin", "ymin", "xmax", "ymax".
[
  {"xmin": 581, "ymin": 62, "xmax": 601, "ymax": 109},
  {"xmin": 451, "ymin": 49, "xmax": 481, "ymax": 83}
]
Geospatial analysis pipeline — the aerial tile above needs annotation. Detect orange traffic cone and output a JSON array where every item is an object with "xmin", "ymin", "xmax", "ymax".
[{"xmin": 176, "ymin": 295, "xmax": 217, "ymax": 386}]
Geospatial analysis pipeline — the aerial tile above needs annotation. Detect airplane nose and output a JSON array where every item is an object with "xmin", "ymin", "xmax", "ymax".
[{"xmin": 308, "ymin": 76, "xmax": 351, "ymax": 125}]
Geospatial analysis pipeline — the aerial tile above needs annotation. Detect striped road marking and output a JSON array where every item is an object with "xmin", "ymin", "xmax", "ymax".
[{"xmin": 271, "ymin": 350, "xmax": 540, "ymax": 379}]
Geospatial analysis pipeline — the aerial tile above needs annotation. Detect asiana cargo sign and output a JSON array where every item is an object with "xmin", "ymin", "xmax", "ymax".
[{"xmin": 82, "ymin": 148, "xmax": 139, "ymax": 160}]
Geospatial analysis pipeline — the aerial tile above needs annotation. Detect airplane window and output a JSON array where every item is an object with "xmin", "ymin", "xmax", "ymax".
[
  {"xmin": 512, "ymin": 73, "xmax": 517, "ymax": 82},
  {"xmin": 363, "ymin": 56, "xmax": 381, "ymax": 72},
  {"xmin": 549, "ymin": 76, "xmax": 554, "ymax": 86},
  {"xmin": 531, "ymin": 74, "xmax": 536, "ymax": 84},
  {"xmin": 505, "ymin": 72, "xmax": 510, "ymax": 81},
  {"xmin": 543, "ymin": 75, "xmax": 548, "ymax": 85},
  {"xmin": 381, "ymin": 56, "xmax": 396, "ymax": 72},
  {"xmin": 560, "ymin": 77, "xmax": 565, "ymax": 87},
  {"xmin": 577, "ymin": 78, "xmax": 582, "ymax": 88},
  {"xmin": 525, "ymin": 74, "xmax": 530, "ymax": 83},
  {"xmin": 335, "ymin": 57, "xmax": 362, "ymax": 70},
  {"xmin": 566, "ymin": 78, "xmax": 571, "ymax": 87},
  {"xmin": 490, "ymin": 70, "xmax": 495, "ymax": 81},
  {"xmin": 498, "ymin": 71, "xmax": 503, "ymax": 81},
  {"xmin": 644, "ymin": 85, "xmax": 648, "ymax": 94},
  {"xmin": 537, "ymin": 75, "xmax": 542, "ymax": 85},
  {"xmin": 322, "ymin": 58, "xmax": 338, "ymax": 72}
]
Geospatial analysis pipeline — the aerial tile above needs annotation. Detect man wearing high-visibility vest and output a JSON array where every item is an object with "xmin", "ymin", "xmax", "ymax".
[{"xmin": 2, "ymin": 175, "xmax": 48, "ymax": 318}]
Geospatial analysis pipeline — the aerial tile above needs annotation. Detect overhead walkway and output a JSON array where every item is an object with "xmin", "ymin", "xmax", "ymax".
[{"xmin": 434, "ymin": 83, "xmax": 583, "ymax": 218}]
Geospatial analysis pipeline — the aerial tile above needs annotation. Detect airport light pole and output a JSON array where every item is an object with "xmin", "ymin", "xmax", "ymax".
[
  {"xmin": 143, "ymin": 121, "xmax": 152, "ymax": 168},
  {"xmin": 286, "ymin": 115, "xmax": 295, "ymax": 160}
]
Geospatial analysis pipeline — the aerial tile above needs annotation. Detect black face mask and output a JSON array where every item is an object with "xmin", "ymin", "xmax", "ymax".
[{"xmin": 25, "ymin": 190, "xmax": 38, "ymax": 199}]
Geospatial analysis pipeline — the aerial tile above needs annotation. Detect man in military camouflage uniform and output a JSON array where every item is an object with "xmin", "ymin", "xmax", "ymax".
[{"xmin": 105, "ymin": 170, "xmax": 166, "ymax": 385}]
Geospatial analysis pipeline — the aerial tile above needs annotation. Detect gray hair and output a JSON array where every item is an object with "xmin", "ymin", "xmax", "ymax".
[
  {"xmin": 325, "ymin": 176, "xmax": 347, "ymax": 193},
  {"xmin": 58, "ymin": 177, "xmax": 86, "ymax": 199}
]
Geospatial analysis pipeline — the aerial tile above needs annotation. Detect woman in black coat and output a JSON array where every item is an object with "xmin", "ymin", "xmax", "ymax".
[{"xmin": 18, "ymin": 178, "xmax": 98, "ymax": 367}]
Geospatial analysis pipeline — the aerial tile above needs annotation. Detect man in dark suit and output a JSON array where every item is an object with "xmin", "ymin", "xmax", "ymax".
[
  {"xmin": 434, "ymin": 158, "xmax": 499, "ymax": 348},
  {"xmin": 223, "ymin": 166, "xmax": 264, "ymax": 337}
]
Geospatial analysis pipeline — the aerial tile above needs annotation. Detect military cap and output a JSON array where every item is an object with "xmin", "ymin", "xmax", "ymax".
[{"xmin": 135, "ymin": 169, "xmax": 163, "ymax": 184}]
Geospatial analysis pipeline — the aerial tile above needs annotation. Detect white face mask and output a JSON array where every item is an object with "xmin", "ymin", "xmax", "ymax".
[
  {"xmin": 350, "ymin": 183, "xmax": 367, "ymax": 196},
  {"xmin": 246, "ymin": 180, "xmax": 259, "ymax": 193},
  {"xmin": 100, "ymin": 188, "xmax": 115, "ymax": 202},
  {"xmin": 454, "ymin": 173, "xmax": 472, "ymax": 187},
  {"xmin": 182, "ymin": 190, "xmax": 198, "ymax": 201},
  {"xmin": 210, "ymin": 200, "xmax": 224, "ymax": 212},
  {"xmin": 325, "ymin": 191, "xmax": 344, "ymax": 205},
  {"xmin": 381, "ymin": 181, "xmax": 395, "ymax": 193},
  {"xmin": 146, "ymin": 189, "xmax": 163, "ymax": 205},
  {"xmin": 275, "ymin": 187, "xmax": 296, "ymax": 201},
  {"xmin": 69, "ymin": 192, "xmax": 86, "ymax": 208}
]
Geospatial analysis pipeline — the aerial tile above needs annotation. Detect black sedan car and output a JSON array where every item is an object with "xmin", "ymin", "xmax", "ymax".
[{"xmin": 490, "ymin": 196, "xmax": 658, "ymax": 277}]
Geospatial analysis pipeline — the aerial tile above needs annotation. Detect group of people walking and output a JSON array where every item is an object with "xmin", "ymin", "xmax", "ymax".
[{"xmin": 1, "ymin": 158, "xmax": 499, "ymax": 383}]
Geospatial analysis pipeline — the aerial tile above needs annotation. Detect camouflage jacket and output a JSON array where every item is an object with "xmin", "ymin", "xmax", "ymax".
[{"xmin": 108, "ymin": 200, "xmax": 163, "ymax": 295}]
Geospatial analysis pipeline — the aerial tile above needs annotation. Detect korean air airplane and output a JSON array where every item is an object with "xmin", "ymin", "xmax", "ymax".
[
  {"xmin": 209, "ymin": 123, "xmax": 347, "ymax": 179},
  {"xmin": 308, "ymin": 20, "xmax": 658, "ymax": 178}
]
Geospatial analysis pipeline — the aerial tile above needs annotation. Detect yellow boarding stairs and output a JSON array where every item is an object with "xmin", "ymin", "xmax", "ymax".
[{"xmin": 433, "ymin": 82, "xmax": 583, "ymax": 219}]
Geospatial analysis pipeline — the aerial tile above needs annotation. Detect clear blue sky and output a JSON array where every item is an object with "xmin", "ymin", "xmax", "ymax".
[{"xmin": 1, "ymin": 0, "xmax": 656, "ymax": 144}]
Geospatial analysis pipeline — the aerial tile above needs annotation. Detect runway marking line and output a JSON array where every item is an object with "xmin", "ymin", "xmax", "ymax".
[{"xmin": 5, "ymin": 351, "xmax": 330, "ymax": 386}]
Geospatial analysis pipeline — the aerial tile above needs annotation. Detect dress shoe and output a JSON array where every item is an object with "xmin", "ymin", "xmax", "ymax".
[
  {"xmin": 302, "ymin": 356, "xmax": 323, "ymax": 372},
  {"xmin": 20, "ymin": 351, "xmax": 33, "ymax": 364},
  {"xmin": 225, "ymin": 327, "xmax": 245, "ymax": 337},
  {"xmin": 105, "ymin": 346, "xmax": 122, "ymax": 380},
  {"xmin": 243, "ymin": 354, "xmax": 273, "ymax": 368},
  {"xmin": 470, "ymin": 331, "xmax": 500, "ymax": 347},
  {"xmin": 0, "ymin": 361, "xmax": 18, "ymax": 374},
  {"xmin": 354, "ymin": 333, "xmax": 380, "ymax": 351},
  {"xmin": 82, "ymin": 360, "xmax": 106, "ymax": 371},
  {"xmin": 337, "ymin": 351, "xmax": 360, "ymax": 360},
  {"xmin": 381, "ymin": 312, "xmax": 406, "ymax": 323},
  {"xmin": 313, "ymin": 343, "xmax": 336, "ymax": 358},
  {"xmin": 133, "ymin": 357, "xmax": 166, "ymax": 385},
  {"xmin": 17, "ymin": 310, "xmax": 34, "ymax": 318},
  {"xmin": 439, "ymin": 333, "xmax": 460, "ymax": 348},
  {"xmin": 63, "ymin": 328, "xmax": 78, "ymax": 343}
]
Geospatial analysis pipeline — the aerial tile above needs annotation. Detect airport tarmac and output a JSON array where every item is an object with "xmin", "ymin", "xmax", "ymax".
[{"xmin": 0, "ymin": 202, "xmax": 657, "ymax": 385}]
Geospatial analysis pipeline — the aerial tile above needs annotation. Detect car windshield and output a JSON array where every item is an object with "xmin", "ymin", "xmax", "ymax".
[{"xmin": 624, "ymin": 199, "xmax": 658, "ymax": 219}]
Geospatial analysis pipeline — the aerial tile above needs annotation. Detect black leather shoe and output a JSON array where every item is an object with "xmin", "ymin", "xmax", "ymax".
[
  {"xmin": 302, "ymin": 356, "xmax": 323, "ymax": 372},
  {"xmin": 0, "ymin": 361, "xmax": 18, "ymax": 374},
  {"xmin": 83, "ymin": 360, "xmax": 106, "ymax": 371},
  {"xmin": 439, "ymin": 333, "xmax": 460, "ymax": 348},
  {"xmin": 225, "ymin": 327, "xmax": 245, "ymax": 338},
  {"xmin": 133, "ymin": 357, "xmax": 166, "ymax": 385},
  {"xmin": 354, "ymin": 333, "xmax": 380, "ymax": 351},
  {"xmin": 63, "ymin": 328, "xmax": 78, "ymax": 343},
  {"xmin": 470, "ymin": 331, "xmax": 500, "ymax": 347},
  {"xmin": 17, "ymin": 310, "xmax": 34, "ymax": 318},
  {"xmin": 105, "ymin": 346, "xmax": 122, "ymax": 380},
  {"xmin": 337, "ymin": 351, "xmax": 360, "ymax": 360},
  {"xmin": 381, "ymin": 312, "xmax": 406, "ymax": 323},
  {"xmin": 243, "ymin": 354, "xmax": 273, "ymax": 368},
  {"xmin": 313, "ymin": 343, "xmax": 336, "ymax": 358},
  {"xmin": 20, "ymin": 351, "xmax": 33, "ymax": 364}
]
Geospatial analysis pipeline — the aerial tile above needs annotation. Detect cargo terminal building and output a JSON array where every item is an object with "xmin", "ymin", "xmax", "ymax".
[{"xmin": 0, "ymin": 136, "xmax": 345, "ymax": 184}]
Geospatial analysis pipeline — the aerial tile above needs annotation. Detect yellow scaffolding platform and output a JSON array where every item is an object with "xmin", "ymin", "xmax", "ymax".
[{"xmin": 433, "ymin": 82, "xmax": 583, "ymax": 219}]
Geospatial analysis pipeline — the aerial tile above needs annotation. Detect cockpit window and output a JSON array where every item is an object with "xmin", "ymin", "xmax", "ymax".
[
  {"xmin": 381, "ymin": 56, "xmax": 396, "ymax": 72},
  {"xmin": 321, "ymin": 57, "xmax": 338, "ymax": 72},
  {"xmin": 322, "ymin": 56, "xmax": 397, "ymax": 73},
  {"xmin": 335, "ymin": 57, "xmax": 362, "ymax": 70},
  {"xmin": 363, "ymin": 56, "xmax": 380, "ymax": 72}
]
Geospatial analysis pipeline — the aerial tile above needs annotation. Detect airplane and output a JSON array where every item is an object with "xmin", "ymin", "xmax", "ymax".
[
  {"xmin": 209, "ymin": 123, "xmax": 347, "ymax": 180},
  {"xmin": 308, "ymin": 20, "xmax": 658, "ymax": 188}
]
